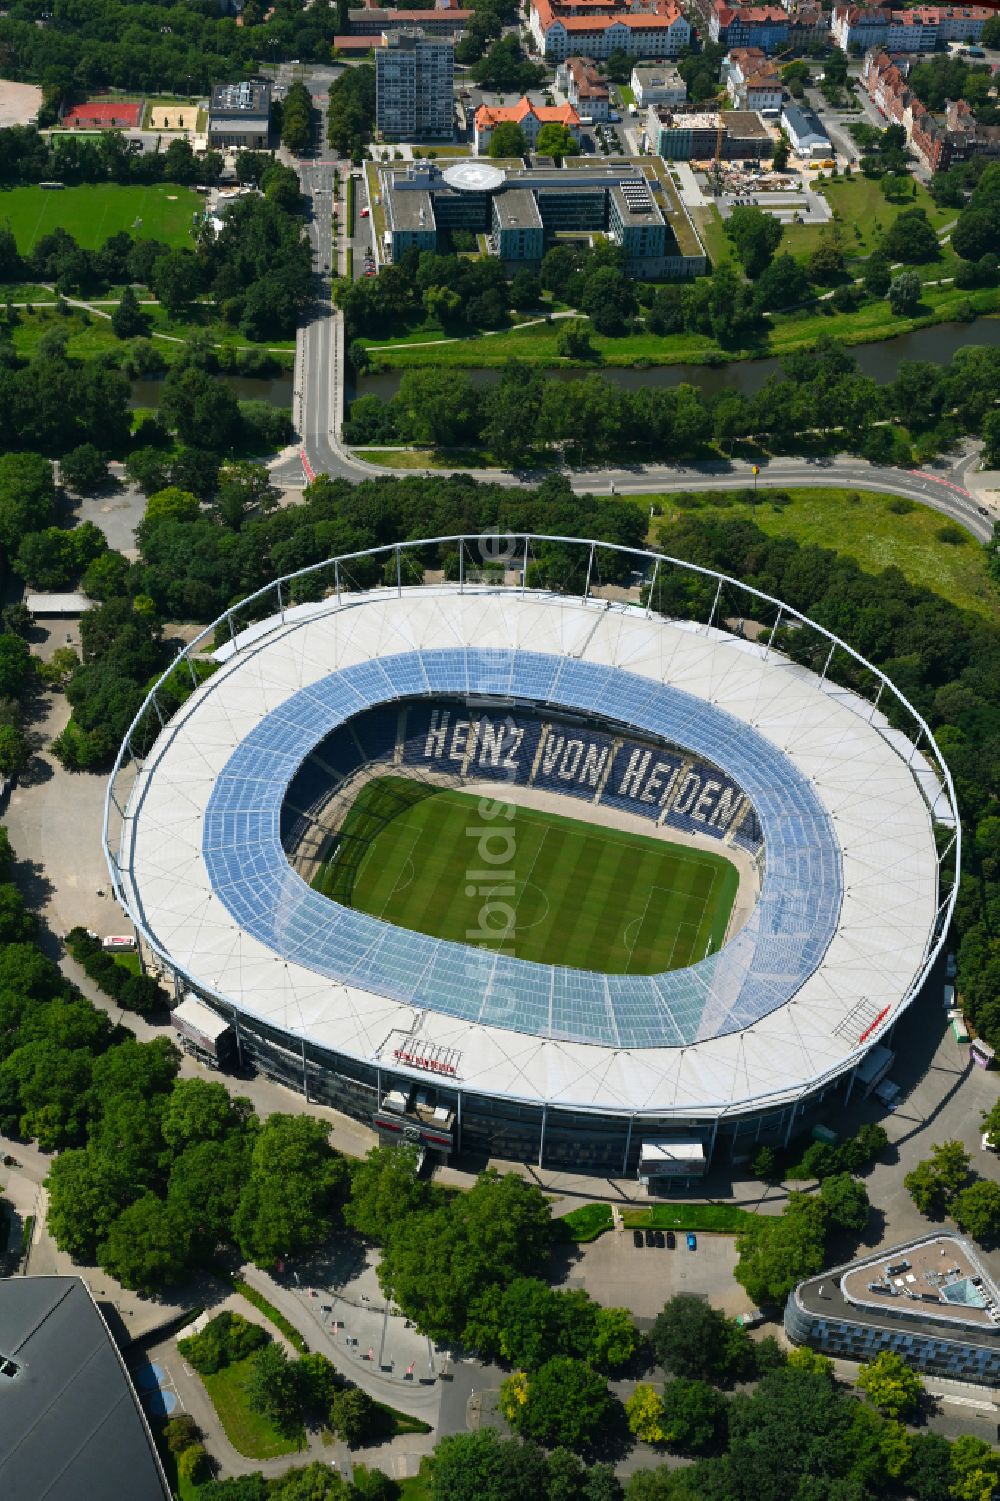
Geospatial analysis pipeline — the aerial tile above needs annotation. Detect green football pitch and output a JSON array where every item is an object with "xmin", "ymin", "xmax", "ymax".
[
  {"xmin": 312, "ymin": 776, "xmax": 739, "ymax": 974},
  {"xmin": 0, "ymin": 183, "xmax": 203, "ymax": 253}
]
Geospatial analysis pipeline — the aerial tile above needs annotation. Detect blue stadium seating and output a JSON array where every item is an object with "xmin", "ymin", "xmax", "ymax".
[{"xmin": 204, "ymin": 648, "xmax": 840, "ymax": 1049}]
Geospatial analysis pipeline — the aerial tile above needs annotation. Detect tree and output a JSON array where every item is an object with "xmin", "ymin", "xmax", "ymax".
[
  {"xmin": 752, "ymin": 253, "xmax": 808, "ymax": 312},
  {"xmin": 234, "ymin": 1114, "xmax": 348, "ymax": 1268},
  {"xmin": 161, "ymin": 1076, "xmax": 249, "ymax": 1149},
  {"xmin": 751, "ymin": 1146, "xmax": 780, "ymax": 1182},
  {"xmin": 724, "ymin": 205, "xmax": 782, "ymax": 277},
  {"xmin": 863, "ymin": 252, "xmax": 892, "ymax": 298},
  {"xmin": 0, "ymin": 453, "xmax": 56, "ymax": 553},
  {"xmin": 177, "ymin": 1444, "xmax": 209, "ymax": 1484},
  {"xmin": 0, "ymin": 724, "xmax": 29, "ymax": 778},
  {"xmin": 734, "ymin": 1193, "xmax": 827, "ymax": 1306},
  {"xmin": 771, "ymin": 135, "xmax": 790, "ymax": 172},
  {"xmin": 163, "ymin": 1414, "xmax": 201, "ymax": 1455},
  {"xmin": 501, "ymin": 1357, "xmax": 615, "ymax": 1449},
  {"xmin": 952, "ymin": 1179, "xmax": 1000, "ymax": 1243},
  {"xmin": 329, "ymin": 1386, "xmax": 382, "ymax": 1447},
  {"xmin": 888, "ymin": 271, "xmax": 922, "ymax": 316},
  {"xmin": 857, "ymin": 1351, "xmax": 924, "ymax": 1419},
  {"xmin": 153, "ymin": 250, "xmax": 202, "ymax": 315},
  {"xmin": 430, "ymin": 1430, "xmax": 550, "ymax": 1501},
  {"xmin": 981, "ymin": 1100, "xmax": 1000, "ymax": 1148},
  {"xmin": 246, "ymin": 1344, "xmax": 304, "ymax": 1438},
  {"xmin": 904, "ymin": 1140, "xmax": 971, "ymax": 1216},
  {"xmin": 345, "ymin": 1145, "xmax": 433, "ymax": 1242},
  {"xmin": 488, "ymin": 121, "xmax": 527, "ymax": 158},
  {"xmin": 903, "ymin": 1431, "xmax": 953, "ymax": 1501},
  {"xmin": 377, "ymin": 1169, "xmax": 552, "ymax": 1343},
  {"xmin": 659, "ymin": 1379, "xmax": 725, "ymax": 1455},
  {"xmin": 983, "ymin": 409, "xmax": 1000, "ymax": 469},
  {"xmin": 819, "ymin": 1172, "xmax": 870, "ymax": 1232},
  {"xmin": 111, "ymin": 285, "xmax": 148, "ymax": 340},
  {"xmin": 626, "ymin": 1384, "xmax": 668, "ymax": 1445},
  {"xmin": 882, "ymin": 208, "xmax": 939, "ymax": 263},
  {"xmin": 393, "ymin": 370, "xmax": 480, "ymax": 448},
  {"xmin": 950, "ymin": 1435, "xmax": 1000, "ymax": 1501},
  {"xmin": 45, "ymin": 1148, "xmax": 137, "ymax": 1262},
  {"xmin": 60, "ymin": 444, "xmax": 109, "ymax": 495},
  {"xmin": 534, "ymin": 124, "xmax": 580, "ymax": 161},
  {"xmin": 649, "ymin": 1295, "xmax": 752, "ymax": 1382},
  {"xmin": 806, "ymin": 242, "xmax": 844, "ymax": 286},
  {"xmin": 555, "ymin": 321, "xmax": 594, "ymax": 360},
  {"xmin": 97, "ymin": 1193, "xmax": 193, "ymax": 1292}
]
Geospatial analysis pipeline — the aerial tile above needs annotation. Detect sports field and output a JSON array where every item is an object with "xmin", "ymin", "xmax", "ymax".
[
  {"xmin": 312, "ymin": 776, "xmax": 739, "ymax": 974},
  {"xmin": 0, "ymin": 183, "xmax": 202, "ymax": 253}
]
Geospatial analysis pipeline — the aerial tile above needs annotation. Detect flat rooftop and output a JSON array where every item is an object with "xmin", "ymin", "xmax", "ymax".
[
  {"xmin": 842, "ymin": 1235, "xmax": 1000, "ymax": 1332},
  {"xmin": 493, "ymin": 187, "xmax": 543, "ymax": 228},
  {"xmin": 610, "ymin": 181, "xmax": 665, "ymax": 227},
  {"xmin": 797, "ymin": 1235, "xmax": 1000, "ymax": 1350},
  {"xmin": 209, "ymin": 80, "xmax": 270, "ymax": 118},
  {"xmin": 386, "ymin": 187, "xmax": 436, "ymax": 231}
]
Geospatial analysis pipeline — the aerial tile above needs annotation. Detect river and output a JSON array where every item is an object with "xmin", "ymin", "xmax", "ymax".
[
  {"xmin": 357, "ymin": 317, "xmax": 1000, "ymax": 404},
  {"xmin": 130, "ymin": 373, "xmax": 293, "ymax": 409}
]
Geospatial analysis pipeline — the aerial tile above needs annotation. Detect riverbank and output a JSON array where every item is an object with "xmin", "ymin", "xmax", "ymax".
[{"xmin": 360, "ymin": 285, "xmax": 1000, "ymax": 372}]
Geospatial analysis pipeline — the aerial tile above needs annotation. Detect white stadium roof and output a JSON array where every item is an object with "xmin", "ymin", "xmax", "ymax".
[{"xmin": 113, "ymin": 584, "xmax": 946, "ymax": 1121}]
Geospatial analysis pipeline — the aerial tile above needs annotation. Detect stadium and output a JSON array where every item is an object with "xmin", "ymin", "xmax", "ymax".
[{"xmin": 104, "ymin": 535, "xmax": 958, "ymax": 1181}]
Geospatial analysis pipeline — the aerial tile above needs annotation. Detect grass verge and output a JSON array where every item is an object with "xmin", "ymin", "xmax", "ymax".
[
  {"xmin": 201, "ymin": 1357, "xmax": 304, "ymax": 1459},
  {"xmin": 559, "ymin": 1204, "xmax": 614, "ymax": 1241},
  {"xmin": 649, "ymin": 486, "xmax": 998, "ymax": 619},
  {"xmin": 621, "ymin": 1204, "xmax": 760, "ymax": 1232},
  {"xmin": 233, "ymin": 1278, "xmax": 309, "ymax": 1353},
  {"xmin": 377, "ymin": 1401, "xmax": 433, "ymax": 1437}
]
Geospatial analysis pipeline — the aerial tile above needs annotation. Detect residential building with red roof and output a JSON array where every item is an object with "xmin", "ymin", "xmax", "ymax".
[
  {"xmin": 474, "ymin": 97, "xmax": 582, "ymax": 153},
  {"xmin": 709, "ymin": 3, "xmax": 790, "ymax": 54},
  {"xmin": 833, "ymin": 4, "xmax": 992, "ymax": 51},
  {"xmin": 529, "ymin": 0, "xmax": 690, "ymax": 60},
  {"xmin": 555, "ymin": 56, "xmax": 612, "ymax": 119},
  {"xmin": 725, "ymin": 47, "xmax": 783, "ymax": 111}
]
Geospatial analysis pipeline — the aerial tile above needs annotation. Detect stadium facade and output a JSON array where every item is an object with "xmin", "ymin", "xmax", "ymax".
[{"xmin": 104, "ymin": 537, "xmax": 958, "ymax": 1179}]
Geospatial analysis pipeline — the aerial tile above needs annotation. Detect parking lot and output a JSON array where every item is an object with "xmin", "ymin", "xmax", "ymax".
[{"xmin": 558, "ymin": 1225, "xmax": 742, "ymax": 1324}]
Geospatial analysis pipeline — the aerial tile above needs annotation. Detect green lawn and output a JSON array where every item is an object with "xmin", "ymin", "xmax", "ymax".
[
  {"xmin": 0, "ymin": 183, "xmax": 204, "ymax": 253},
  {"xmin": 200, "ymin": 1358, "xmax": 303, "ymax": 1460},
  {"xmin": 648, "ymin": 487, "xmax": 998, "ymax": 619},
  {"xmin": 399, "ymin": 1459, "xmax": 434, "ymax": 1501},
  {"xmin": 312, "ymin": 776, "xmax": 739, "ymax": 974},
  {"xmin": 620, "ymin": 1203, "xmax": 760, "ymax": 1232},
  {"xmin": 364, "ymin": 283, "xmax": 1000, "ymax": 370},
  {"xmin": 559, "ymin": 1201, "xmax": 760, "ymax": 1239}
]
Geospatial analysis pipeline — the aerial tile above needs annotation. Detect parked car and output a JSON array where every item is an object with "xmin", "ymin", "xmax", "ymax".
[
  {"xmin": 687, "ymin": 1232, "xmax": 697, "ymax": 1250},
  {"xmin": 666, "ymin": 1230, "xmax": 676, "ymax": 1249},
  {"xmin": 654, "ymin": 1230, "xmax": 666, "ymax": 1248},
  {"xmin": 360, "ymin": 206, "xmax": 370, "ymax": 218},
  {"xmin": 633, "ymin": 1229, "xmax": 644, "ymax": 1248},
  {"xmin": 645, "ymin": 1228, "xmax": 655, "ymax": 1247}
]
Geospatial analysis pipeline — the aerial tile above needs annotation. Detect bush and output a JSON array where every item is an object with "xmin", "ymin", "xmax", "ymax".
[
  {"xmin": 164, "ymin": 1414, "xmax": 201, "ymax": 1455},
  {"xmin": 178, "ymin": 1310, "xmax": 270, "ymax": 1375},
  {"xmin": 177, "ymin": 1444, "xmax": 209, "ymax": 1484}
]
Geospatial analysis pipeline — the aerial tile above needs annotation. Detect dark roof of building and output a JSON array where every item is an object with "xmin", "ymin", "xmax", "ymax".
[
  {"xmin": 209, "ymin": 80, "xmax": 271, "ymax": 119},
  {"xmin": 0, "ymin": 1277, "xmax": 170, "ymax": 1501},
  {"xmin": 781, "ymin": 101, "xmax": 830, "ymax": 139}
]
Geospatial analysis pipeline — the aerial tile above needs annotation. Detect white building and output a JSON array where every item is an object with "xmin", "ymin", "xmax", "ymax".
[
  {"xmin": 631, "ymin": 63, "xmax": 687, "ymax": 108},
  {"xmin": 781, "ymin": 102, "xmax": 832, "ymax": 156},
  {"xmin": 376, "ymin": 29, "xmax": 455, "ymax": 140},
  {"xmin": 726, "ymin": 48, "xmax": 783, "ymax": 113},
  {"xmin": 530, "ymin": 0, "xmax": 690, "ymax": 61}
]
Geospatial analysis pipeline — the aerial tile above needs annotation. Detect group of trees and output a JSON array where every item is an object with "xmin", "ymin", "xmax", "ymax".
[
  {"xmin": 733, "ymin": 1175, "xmax": 870, "ymax": 1308},
  {"xmin": 280, "ymin": 80, "xmax": 315, "ymax": 155},
  {"xmin": 0, "ymin": 0, "xmax": 333, "ymax": 102},
  {"xmin": 327, "ymin": 66, "xmax": 376, "ymax": 160},
  {"xmin": 44, "ymin": 1059, "xmax": 348, "ymax": 1291},
  {"xmin": 0, "ymin": 124, "xmax": 220, "ymax": 190},
  {"xmin": 0, "ymin": 173, "xmax": 309, "ymax": 346},
  {"xmin": 347, "ymin": 333, "xmax": 1000, "ymax": 467},
  {"xmin": 904, "ymin": 1138, "xmax": 1000, "ymax": 1243}
]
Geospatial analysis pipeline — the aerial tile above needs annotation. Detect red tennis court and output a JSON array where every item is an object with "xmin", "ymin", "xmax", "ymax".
[{"xmin": 62, "ymin": 100, "xmax": 142, "ymax": 128}]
